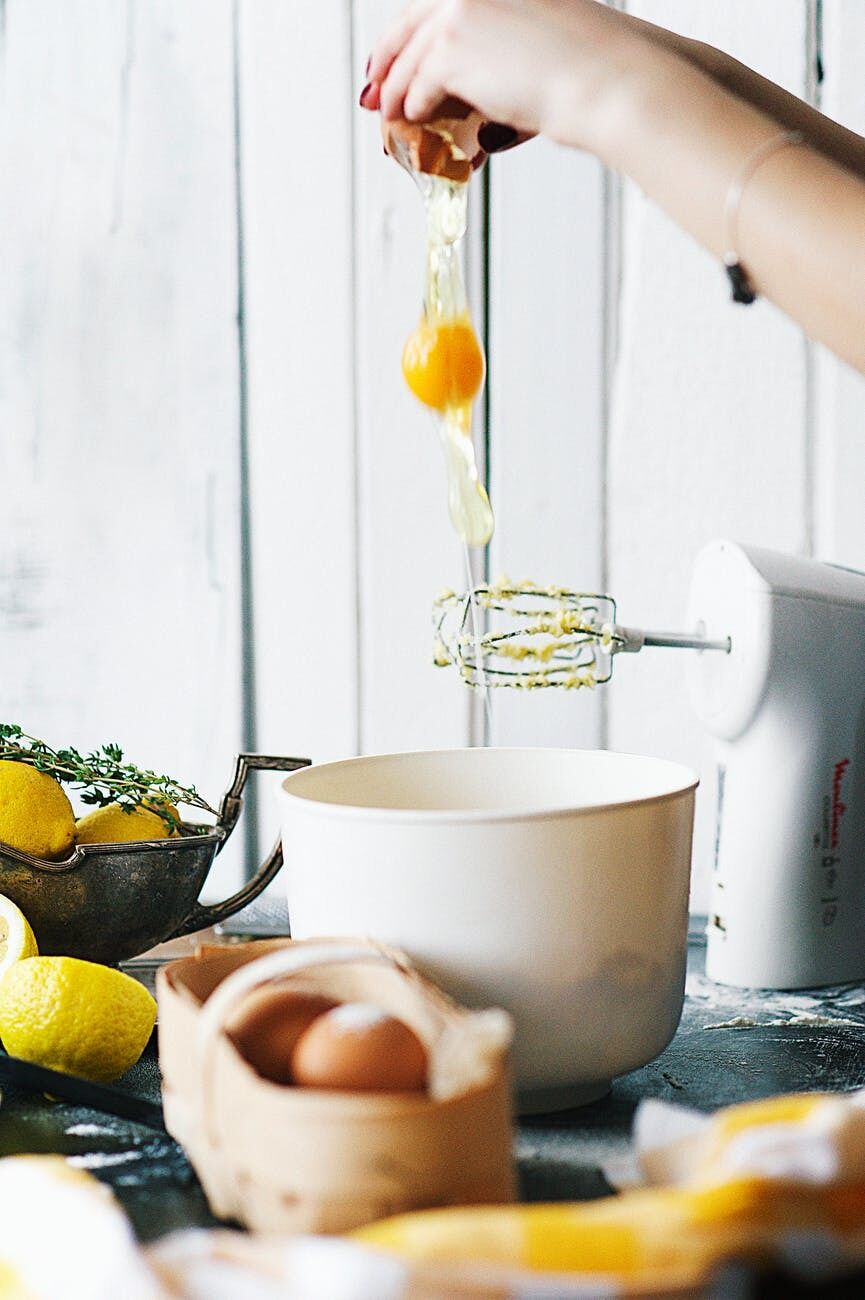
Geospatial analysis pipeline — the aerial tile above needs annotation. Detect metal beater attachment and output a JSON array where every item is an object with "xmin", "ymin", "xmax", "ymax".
[{"xmin": 432, "ymin": 581, "xmax": 730, "ymax": 690}]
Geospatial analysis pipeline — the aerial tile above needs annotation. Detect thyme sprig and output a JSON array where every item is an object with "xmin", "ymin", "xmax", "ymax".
[{"xmin": 0, "ymin": 724, "xmax": 217, "ymax": 832}]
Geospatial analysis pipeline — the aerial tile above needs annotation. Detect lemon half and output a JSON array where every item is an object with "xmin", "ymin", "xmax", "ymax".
[{"xmin": 0, "ymin": 897, "xmax": 38, "ymax": 980}]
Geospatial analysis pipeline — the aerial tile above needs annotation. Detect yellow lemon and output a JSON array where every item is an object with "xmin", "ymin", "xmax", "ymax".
[
  {"xmin": 0, "ymin": 896, "xmax": 37, "ymax": 980},
  {"xmin": 0, "ymin": 762, "xmax": 75, "ymax": 861},
  {"xmin": 0, "ymin": 957, "xmax": 157, "ymax": 1083},
  {"xmin": 75, "ymin": 801, "xmax": 178, "ymax": 845},
  {"xmin": 0, "ymin": 1260, "xmax": 28, "ymax": 1300}
]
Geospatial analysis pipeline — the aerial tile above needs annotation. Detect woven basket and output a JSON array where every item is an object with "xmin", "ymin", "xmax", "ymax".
[{"xmin": 157, "ymin": 937, "xmax": 516, "ymax": 1234}]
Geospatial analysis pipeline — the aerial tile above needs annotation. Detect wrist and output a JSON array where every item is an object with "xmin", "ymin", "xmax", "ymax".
[
  {"xmin": 580, "ymin": 44, "xmax": 779, "ymax": 201},
  {"xmin": 542, "ymin": 35, "xmax": 676, "ymax": 164}
]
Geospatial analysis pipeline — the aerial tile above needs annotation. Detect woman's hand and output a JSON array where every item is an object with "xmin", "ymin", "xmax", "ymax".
[
  {"xmin": 363, "ymin": 0, "xmax": 865, "ymax": 375},
  {"xmin": 364, "ymin": 0, "xmax": 649, "ymax": 159}
]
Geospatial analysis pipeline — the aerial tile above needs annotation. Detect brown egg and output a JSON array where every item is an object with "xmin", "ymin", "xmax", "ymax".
[
  {"xmin": 290, "ymin": 1002, "xmax": 428, "ymax": 1094},
  {"xmin": 226, "ymin": 984, "xmax": 338, "ymax": 1085}
]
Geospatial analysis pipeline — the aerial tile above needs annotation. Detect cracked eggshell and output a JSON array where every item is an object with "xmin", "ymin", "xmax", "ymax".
[{"xmin": 382, "ymin": 108, "xmax": 484, "ymax": 181}]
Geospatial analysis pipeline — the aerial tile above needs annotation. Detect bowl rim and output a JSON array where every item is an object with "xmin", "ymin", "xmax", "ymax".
[
  {"xmin": 279, "ymin": 746, "xmax": 699, "ymax": 825},
  {"xmin": 0, "ymin": 825, "xmax": 223, "ymax": 873}
]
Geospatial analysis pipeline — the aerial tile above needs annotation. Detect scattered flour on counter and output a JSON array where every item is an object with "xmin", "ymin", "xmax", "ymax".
[
  {"xmin": 67, "ymin": 1151, "xmax": 143, "ymax": 1170},
  {"xmin": 704, "ymin": 1014, "xmax": 864, "ymax": 1031},
  {"xmin": 765, "ymin": 1012, "xmax": 863, "ymax": 1028},
  {"xmin": 686, "ymin": 966, "xmax": 865, "ymax": 1030},
  {"xmin": 703, "ymin": 1016, "xmax": 760, "ymax": 1030}
]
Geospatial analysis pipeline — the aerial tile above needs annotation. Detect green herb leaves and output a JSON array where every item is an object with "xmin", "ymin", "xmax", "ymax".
[{"xmin": 0, "ymin": 725, "xmax": 216, "ymax": 831}]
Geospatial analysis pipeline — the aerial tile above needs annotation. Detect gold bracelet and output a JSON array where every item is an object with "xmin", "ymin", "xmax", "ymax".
[{"xmin": 724, "ymin": 129, "xmax": 805, "ymax": 304}]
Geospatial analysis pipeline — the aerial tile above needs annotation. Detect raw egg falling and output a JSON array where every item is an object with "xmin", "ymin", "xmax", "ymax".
[
  {"xmin": 382, "ymin": 114, "xmax": 493, "ymax": 712},
  {"xmin": 401, "ymin": 173, "xmax": 494, "ymax": 549}
]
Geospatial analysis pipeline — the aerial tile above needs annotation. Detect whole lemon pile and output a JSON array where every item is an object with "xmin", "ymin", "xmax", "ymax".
[
  {"xmin": 0, "ymin": 758, "xmax": 178, "ymax": 861},
  {"xmin": 0, "ymin": 761, "xmax": 77, "ymax": 861},
  {"xmin": 0, "ymin": 755, "xmax": 172, "ymax": 1084},
  {"xmin": 75, "ymin": 800, "xmax": 178, "ymax": 845}
]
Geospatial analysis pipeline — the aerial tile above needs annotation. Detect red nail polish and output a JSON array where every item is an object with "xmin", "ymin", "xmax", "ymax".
[
  {"xmin": 477, "ymin": 122, "xmax": 518, "ymax": 153},
  {"xmin": 359, "ymin": 82, "xmax": 373, "ymax": 108}
]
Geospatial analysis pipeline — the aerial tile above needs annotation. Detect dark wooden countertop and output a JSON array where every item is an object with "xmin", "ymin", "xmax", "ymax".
[{"xmin": 2, "ymin": 915, "xmax": 865, "ymax": 1259}]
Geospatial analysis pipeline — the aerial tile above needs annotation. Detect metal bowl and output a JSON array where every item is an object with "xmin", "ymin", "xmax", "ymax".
[{"xmin": 0, "ymin": 753, "xmax": 308, "ymax": 965}]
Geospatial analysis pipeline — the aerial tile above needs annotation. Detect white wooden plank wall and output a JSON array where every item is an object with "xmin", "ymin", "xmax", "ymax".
[
  {"xmin": 237, "ymin": 1, "xmax": 359, "ymax": 849},
  {"xmin": 487, "ymin": 141, "xmax": 606, "ymax": 751},
  {"xmin": 0, "ymin": 0, "xmax": 245, "ymax": 897},
  {"xmin": 610, "ymin": 0, "xmax": 819, "ymax": 911},
  {"xmin": 4, "ymin": 2, "xmax": 865, "ymax": 913},
  {"xmin": 353, "ymin": 0, "xmax": 475, "ymax": 756},
  {"xmin": 815, "ymin": 3, "xmax": 865, "ymax": 570}
]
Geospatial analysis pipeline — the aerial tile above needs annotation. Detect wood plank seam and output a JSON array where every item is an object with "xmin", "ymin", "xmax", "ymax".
[
  {"xmin": 348, "ymin": 0, "xmax": 365, "ymax": 759},
  {"xmin": 232, "ymin": 0, "xmax": 259, "ymax": 878},
  {"xmin": 802, "ymin": 0, "xmax": 822, "ymax": 560}
]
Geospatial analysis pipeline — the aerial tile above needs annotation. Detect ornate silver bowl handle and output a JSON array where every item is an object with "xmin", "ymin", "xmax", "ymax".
[{"xmin": 173, "ymin": 753, "xmax": 309, "ymax": 937}]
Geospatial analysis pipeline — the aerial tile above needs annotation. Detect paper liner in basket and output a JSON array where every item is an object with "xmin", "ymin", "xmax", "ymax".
[{"xmin": 157, "ymin": 938, "xmax": 516, "ymax": 1235}]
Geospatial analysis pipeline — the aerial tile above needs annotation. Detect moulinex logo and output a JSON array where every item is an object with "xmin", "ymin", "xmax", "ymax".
[{"xmin": 831, "ymin": 757, "xmax": 851, "ymax": 850}]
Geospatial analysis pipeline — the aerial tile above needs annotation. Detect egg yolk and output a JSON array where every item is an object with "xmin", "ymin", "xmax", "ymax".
[{"xmin": 402, "ymin": 316, "xmax": 485, "ymax": 412}]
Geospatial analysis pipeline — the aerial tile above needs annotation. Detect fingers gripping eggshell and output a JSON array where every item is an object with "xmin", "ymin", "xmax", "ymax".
[
  {"xmin": 381, "ymin": 107, "xmax": 484, "ymax": 182},
  {"xmin": 226, "ymin": 986, "xmax": 338, "ymax": 1085},
  {"xmin": 291, "ymin": 1002, "xmax": 428, "ymax": 1094}
]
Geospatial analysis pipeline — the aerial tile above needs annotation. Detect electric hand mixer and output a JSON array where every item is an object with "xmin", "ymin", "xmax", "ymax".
[{"xmin": 437, "ymin": 538, "xmax": 865, "ymax": 991}]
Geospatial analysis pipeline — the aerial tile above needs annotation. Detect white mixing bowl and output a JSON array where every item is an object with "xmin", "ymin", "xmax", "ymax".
[{"xmin": 279, "ymin": 748, "xmax": 697, "ymax": 1111}]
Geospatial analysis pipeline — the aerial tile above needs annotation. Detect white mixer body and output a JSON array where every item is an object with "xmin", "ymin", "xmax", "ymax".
[{"xmin": 688, "ymin": 539, "xmax": 865, "ymax": 989}]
